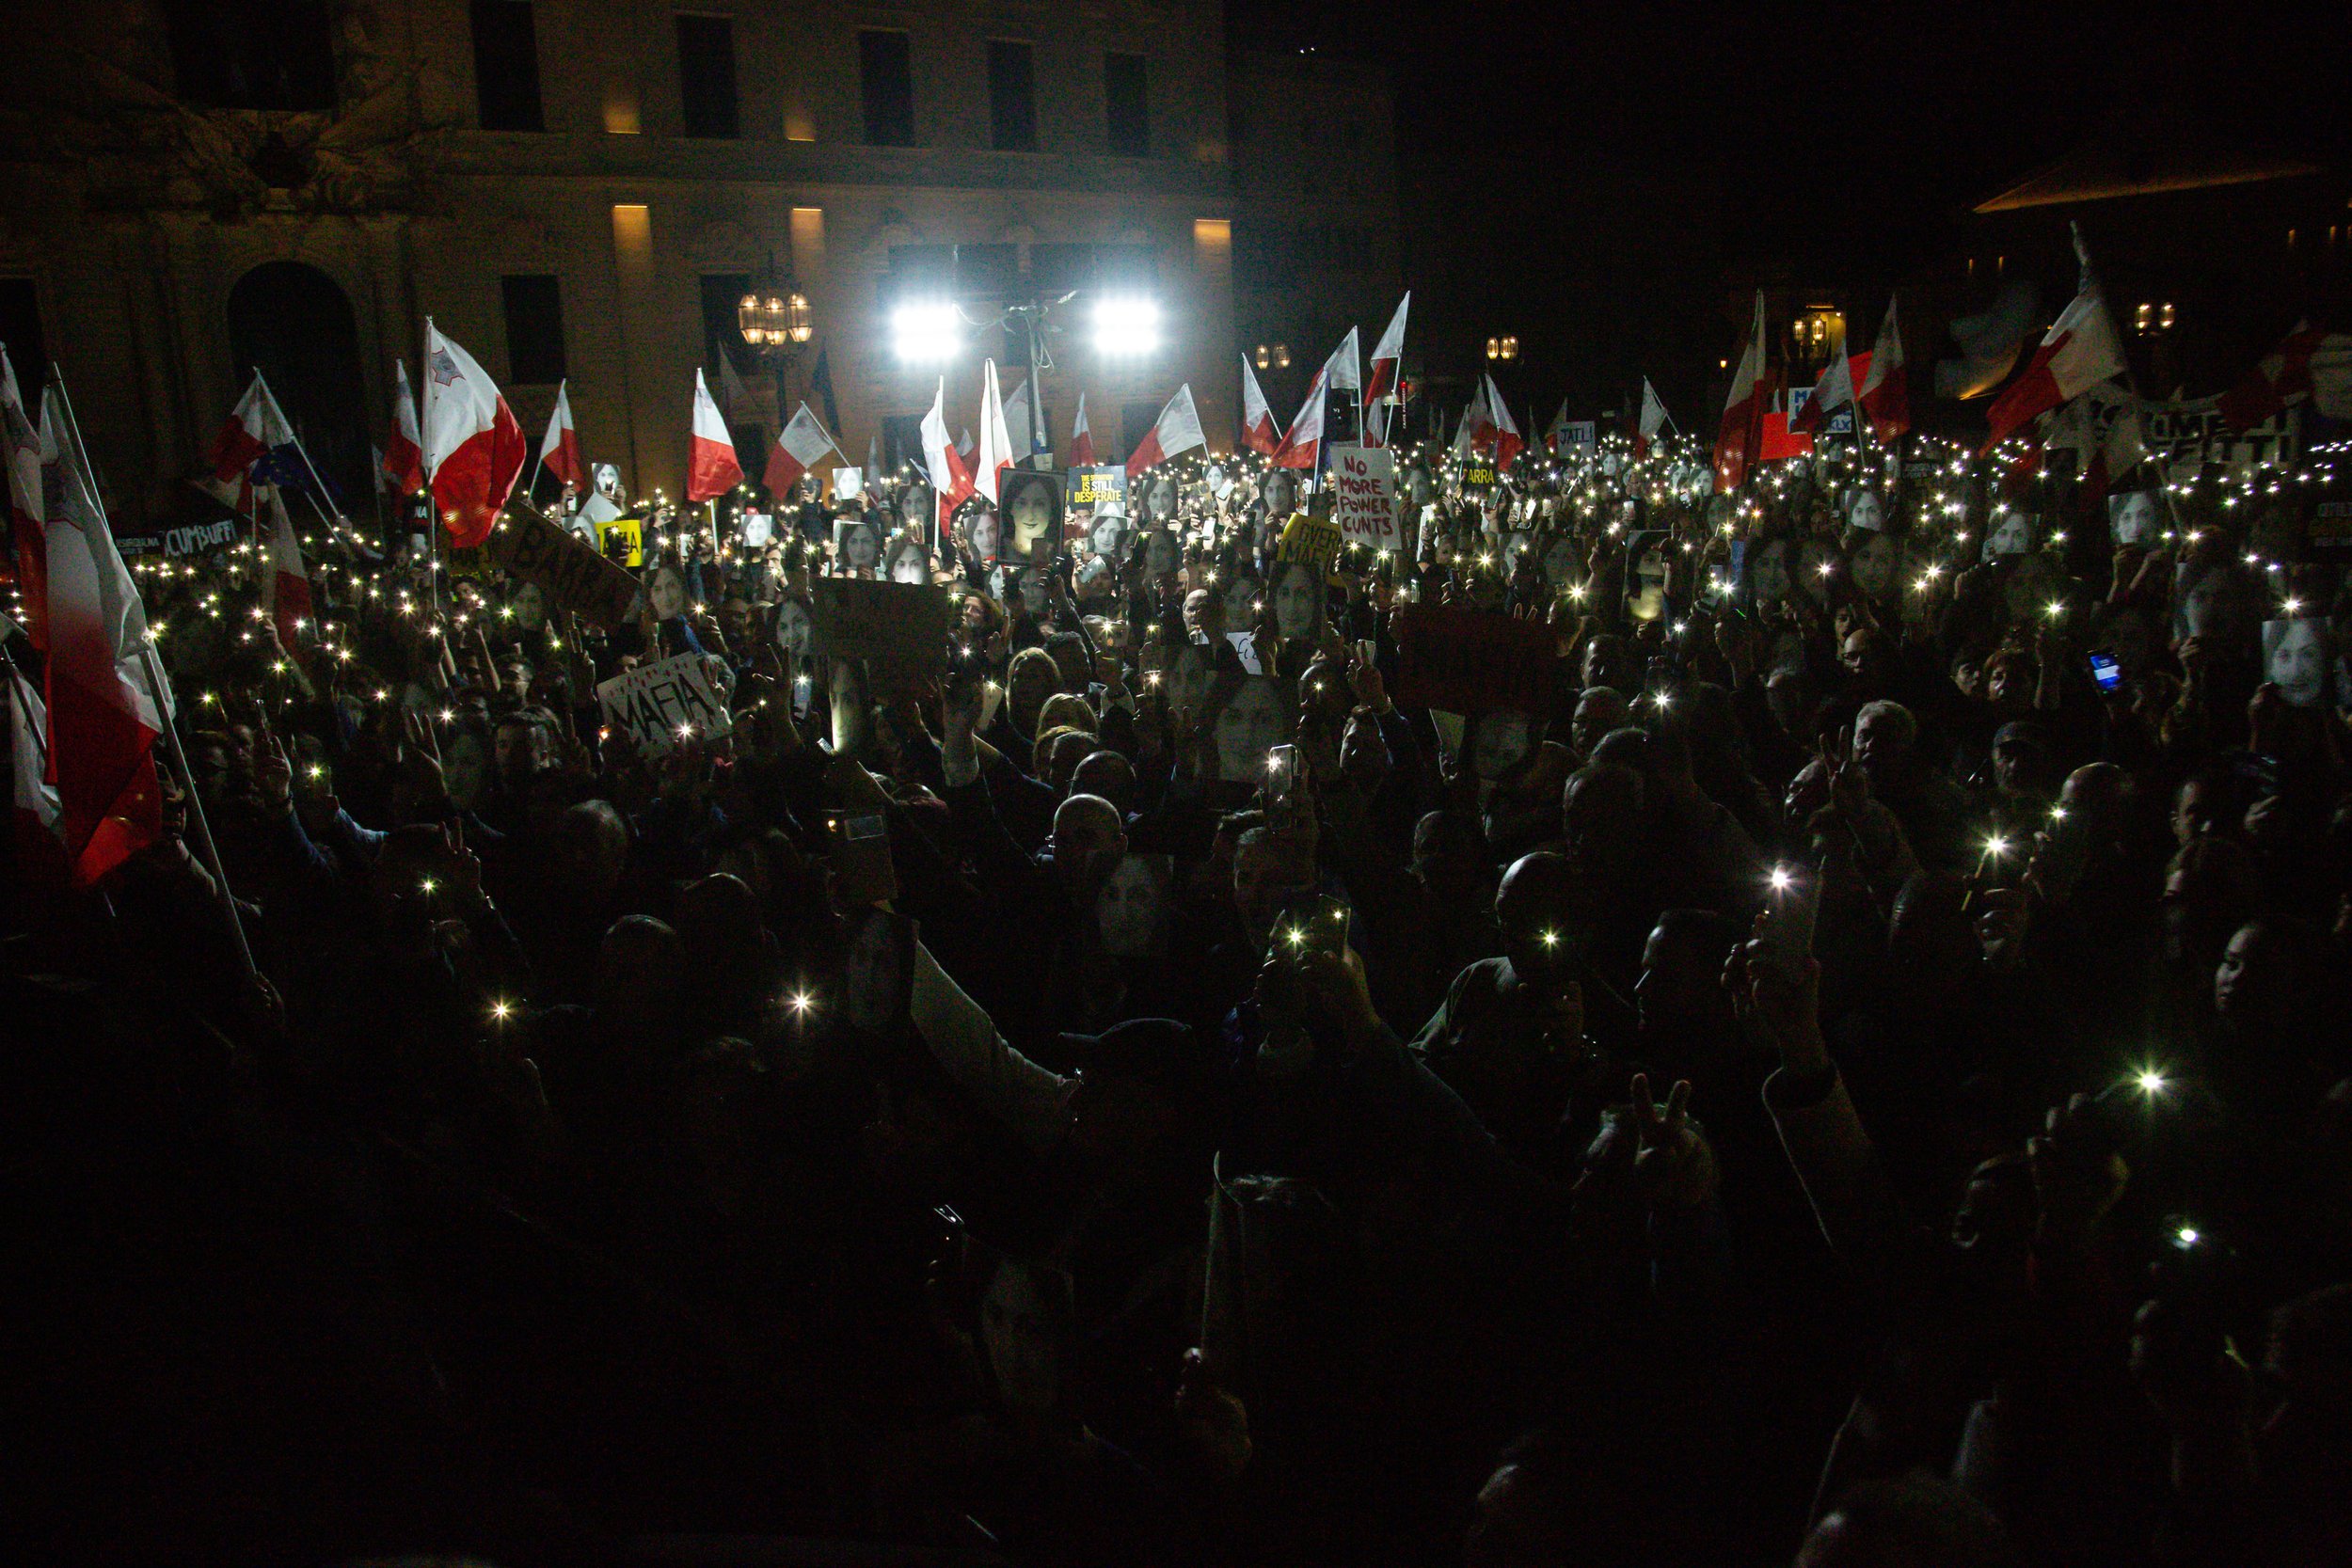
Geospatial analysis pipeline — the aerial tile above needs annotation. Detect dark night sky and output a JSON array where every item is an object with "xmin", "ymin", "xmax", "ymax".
[{"xmin": 1234, "ymin": 0, "xmax": 2351, "ymax": 420}]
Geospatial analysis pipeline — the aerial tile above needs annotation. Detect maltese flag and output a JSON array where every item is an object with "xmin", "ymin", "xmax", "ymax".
[
  {"xmin": 1274, "ymin": 367, "xmax": 1329, "ymax": 469},
  {"xmin": 383, "ymin": 359, "xmax": 425, "ymax": 496},
  {"xmin": 206, "ymin": 373, "xmax": 297, "ymax": 483},
  {"xmin": 921, "ymin": 378, "xmax": 976, "ymax": 510},
  {"xmin": 1485, "ymin": 373, "xmax": 1524, "ymax": 469},
  {"xmin": 422, "ymin": 320, "xmax": 528, "ymax": 548},
  {"xmin": 1126, "ymin": 384, "xmax": 1205, "ymax": 479},
  {"xmin": 1857, "ymin": 297, "xmax": 1911, "ymax": 441},
  {"xmin": 1067, "ymin": 392, "xmax": 1095, "ymax": 466},
  {"xmin": 1240, "ymin": 355, "xmax": 1279, "ymax": 455},
  {"xmin": 763, "ymin": 401, "xmax": 841, "ymax": 496},
  {"xmin": 1364, "ymin": 292, "xmax": 1410, "ymax": 404},
  {"xmin": 1715, "ymin": 290, "xmax": 1767, "ymax": 490},
  {"xmin": 539, "ymin": 378, "xmax": 585, "ymax": 489},
  {"xmin": 1792, "ymin": 347, "xmax": 1862, "ymax": 435},
  {"xmin": 976, "ymin": 359, "xmax": 1016, "ymax": 503},
  {"xmin": 1981, "ymin": 283, "xmax": 2126, "ymax": 453},
  {"xmin": 1635, "ymin": 378, "xmax": 1670, "ymax": 457},
  {"xmin": 260, "ymin": 486, "xmax": 312, "ymax": 657},
  {"xmin": 2, "ymin": 347, "xmax": 48, "ymax": 652},
  {"xmin": 686, "ymin": 367, "xmax": 743, "ymax": 501}
]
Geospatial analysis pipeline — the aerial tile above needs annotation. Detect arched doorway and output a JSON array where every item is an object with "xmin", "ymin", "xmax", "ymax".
[{"xmin": 226, "ymin": 261, "xmax": 368, "ymax": 514}]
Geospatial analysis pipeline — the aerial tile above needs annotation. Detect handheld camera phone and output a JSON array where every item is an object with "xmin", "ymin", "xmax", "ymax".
[
  {"xmin": 1272, "ymin": 891, "xmax": 1352, "ymax": 964},
  {"xmin": 1760, "ymin": 863, "xmax": 1818, "ymax": 977},
  {"xmin": 2088, "ymin": 650, "xmax": 2124, "ymax": 693}
]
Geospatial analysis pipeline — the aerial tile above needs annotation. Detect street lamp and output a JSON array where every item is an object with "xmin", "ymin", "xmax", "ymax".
[
  {"xmin": 1092, "ymin": 295, "xmax": 1161, "ymax": 356},
  {"xmin": 1253, "ymin": 342, "xmax": 1290, "ymax": 371},
  {"xmin": 738, "ymin": 252, "xmax": 815, "ymax": 404},
  {"xmin": 1486, "ymin": 335, "xmax": 1518, "ymax": 362}
]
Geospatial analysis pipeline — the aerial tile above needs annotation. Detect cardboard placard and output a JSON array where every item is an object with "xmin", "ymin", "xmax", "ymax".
[
  {"xmin": 809, "ymin": 577, "xmax": 953, "ymax": 673},
  {"xmin": 163, "ymin": 516, "xmax": 241, "ymax": 558},
  {"xmin": 1274, "ymin": 512, "xmax": 1343, "ymax": 574},
  {"xmin": 1391, "ymin": 604, "xmax": 1560, "ymax": 715},
  {"xmin": 596, "ymin": 652, "xmax": 734, "ymax": 756},
  {"xmin": 489, "ymin": 501, "xmax": 645, "ymax": 630},
  {"xmin": 1461, "ymin": 455, "xmax": 1499, "ymax": 490},
  {"xmin": 1327, "ymin": 444, "xmax": 1398, "ymax": 550},
  {"xmin": 1065, "ymin": 465, "xmax": 1129, "ymax": 525}
]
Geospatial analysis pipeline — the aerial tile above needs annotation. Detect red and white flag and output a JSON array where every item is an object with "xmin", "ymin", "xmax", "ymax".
[
  {"xmin": 1325, "ymin": 327, "xmax": 1361, "ymax": 399},
  {"xmin": 1635, "ymin": 378, "xmax": 1670, "ymax": 458},
  {"xmin": 1453, "ymin": 380, "xmax": 1492, "ymax": 459},
  {"xmin": 1126, "ymin": 384, "xmax": 1205, "ymax": 479},
  {"xmin": 384, "ymin": 358, "xmax": 425, "ymax": 497},
  {"xmin": 687, "ymin": 367, "xmax": 743, "ymax": 502},
  {"xmin": 1791, "ymin": 348, "xmax": 1857, "ymax": 435},
  {"xmin": 422, "ymin": 321, "xmax": 528, "ymax": 548},
  {"xmin": 1485, "ymin": 373, "xmax": 1524, "ymax": 470},
  {"xmin": 8, "ymin": 663, "xmax": 68, "ymax": 885},
  {"xmin": 976, "ymin": 359, "xmax": 1016, "ymax": 504},
  {"xmin": 539, "ymin": 378, "xmax": 585, "ymax": 489},
  {"xmin": 1274, "ymin": 365, "xmax": 1328, "ymax": 470},
  {"xmin": 260, "ymin": 486, "xmax": 312, "ymax": 657},
  {"xmin": 2, "ymin": 347, "xmax": 48, "ymax": 652},
  {"xmin": 763, "ymin": 401, "xmax": 841, "ymax": 496},
  {"xmin": 40, "ymin": 384, "xmax": 167, "ymax": 886},
  {"xmin": 2218, "ymin": 323, "xmax": 2352, "ymax": 431},
  {"xmin": 956, "ymin": 428, "xmax": 977, "ymax": 471},
  {"xmin": 1002, "ymin": 375, "xmax": 1039, "ymax": 459},
  {"xmin": 1981, "ymin": 283, "xmax": 2125, "ymax": 453},
  {"xmin": 1240, "ymin": 355, "xmax": 1280, "ymax": 455},
  {"xmin": 205, "ymin": 372, "xmax": 296, "ymax": 483},
  {"xmin": 1067, "ymin": 392, "xmax": 1095, "ymax": 467},
  {"xmin": 921, "ymin": 379, "xmax": 976, "ymax": 519},
  {"xmin": 1715, "ymin": 291, "xmax": 1767, "ymax": 490},
  {"xmin": 1365, "ymin": 293, "xmax": 1410, "ymax": 404},
  {"xmin": 1857, "ymin": 297, "xmax": 1910, "ymax": 441}
]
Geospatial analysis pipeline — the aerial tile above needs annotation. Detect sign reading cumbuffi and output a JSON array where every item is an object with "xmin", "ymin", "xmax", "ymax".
[
  {"xmin": 489, "ymin": 501, "xmax": 644, "ymax": 630},
  {"xmin": 1327, "ymin": 444, "xmax": 1398, "ymax": 550},
  {"xmin": 596, "ymin": 653, "xmax": 733, "ymax": 757},
  {"xmin": 810, "ymin": 578, "xmax": 953, "ymax": 675},
  {"xmin": 164, "ymin": 517, "xmax": 241, "ymax": 558}
]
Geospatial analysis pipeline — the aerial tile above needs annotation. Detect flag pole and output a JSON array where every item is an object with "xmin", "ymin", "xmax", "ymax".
[
  {"xmin": 2067, "ymin": 220, "xmax": 2179, "ymax": 537},
  {"xmin": 50, "ymin": 377, "xmax": 259, "ymax": 979},
  {"xmin": 252, "ymin": 369, "xmax": 348, "ymax": 537},
  {"xmin": 421, "ymin": 318, "xmax": 442, "ymax": 628}
]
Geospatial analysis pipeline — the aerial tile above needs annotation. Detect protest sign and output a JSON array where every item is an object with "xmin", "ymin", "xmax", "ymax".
[
  {"xmin": 1275, "ymin": 511, "xmax": 1343, "ymax": 574},
  {"xmin": 1564, "ymin": 420, "xmax": 1597, "ymax": 450},
  {"xmin": 829, "ymin": 467, "xmax": 862, "ymax": 500},
  {"xmin": 809, "ymin": 577, "xmax": 952, "ymax": 675},
  {"xmin": 488, "ymin": 500, "xmax": 644, "ymax": 630},
  {"xmin": 1461, "ymin": 454, "xmax": 1499, "ymax": 490},
  {"xmin": 596, "ymin": 652, "xmax": 733, "ymax": 757},
  {"xmin": 740, "ymin": 512, "xmax": 773, "ymax": 547},
  {"xmin": 590, "ymin": 507, "xmax": 643, "ymax": 567},
  {"xmin": 1327, "ymin": 444, "xmax": 1398, "ymax": 550},
  {"xmin": 2310, "ymin": 497, "xmax": 2352, "ymax": 556},
  {"xmin": 1065, "ymin": 466, "xmax": 1129, "ymax": 536},
  {"xmin": 1391, "ymin": 604, "xmax": 1560, "ymax": 715},
  {"xmin": 163, "ymin": 516, "xmax": 240, "ymax": 558}
]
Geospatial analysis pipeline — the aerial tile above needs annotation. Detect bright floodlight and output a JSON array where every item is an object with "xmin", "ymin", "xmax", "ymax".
[
  {"xmin": 1092, "ymin": 295, "xmax": 1161, "ymax": 356},
  {"xmin": 891, "ymin": 300, "xmax": 961, "ymax": 362}
]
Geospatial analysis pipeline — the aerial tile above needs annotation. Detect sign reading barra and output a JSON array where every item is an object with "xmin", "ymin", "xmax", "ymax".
[
  {"xmin": 491, "ymin": 501, "xmax": 644, "ymax": 629},
  {"xmin": 810, "ymin": 578, "xmax": 953, "ymax": 674}
]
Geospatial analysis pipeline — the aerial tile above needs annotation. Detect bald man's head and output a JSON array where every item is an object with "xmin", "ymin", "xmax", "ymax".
[{"xmin": 1051, "ymin": 793, "xmax": 1128, "ymax": 895}]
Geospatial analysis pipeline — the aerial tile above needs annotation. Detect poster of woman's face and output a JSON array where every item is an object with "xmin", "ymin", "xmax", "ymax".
[
  {"xmin": 1210, "ymin": 675, "xmax": 1289, "ymax": 780},
  {"xmin": 649, "ymin": 563, "xmax": 688, "ymax": 621},
  {"xmin": 1845, "ymin": 487, "xmax": 1887, "ymax": 533},
  {"xmin": 1270, "ymin": 560, "xmax": 1323, "ymax": 641},
  {"xmin": 948, "ymin": 505, "xmax": 993, "ymax": 567},
  {"xmin": 835, "ymin": 519, "xmax": 883, "ymax": 575},
  {"xmin": 1983, "ymin": 508, "xmax": 2035, "ymax": 561},
  {"xmin": 1088, "ymin": 507, "xmax": 1129, "ymax": 562},
  {"xmin": 1142, "ymin": 472, "xmax": 1179, "ymax": 524},
  {"xmin": 2108, "ymin": 491, "xmax": 2159, "ymax": 548},
  {"xmin": 886, "ymin": 536, "xmax": 930, "ymax": 585},
  {"xmin": 2177, "ymin": 562, "xmax": 2259, "ymax": 650},
  {"xmin": 1221, "ymin": 572, "xmax": 1263, "ymax": 626},
  {"xmin": 1002, "ymin": 471, "xmax": 1062, "ymax": 562},
  {"xmin": 1095, "ymin": 853, "xmax": 1173, "ymax": 958},
  {"xmin": 1850, "ymin": 531, "xmax": 1899, "ymax": 600},
  {"xmin": 1470, "ymin": 710, "xmax": 1534, "ymax": 782},
  {"xmin": 774, "ymin": 598, "xmax": 813, "ymax": 657},
  {"xmin": 1261, "ymin": 470, "xmax": 1298, "ymax": 519},
  {"xmin": 2263, "ymin": 618, "xmax": 2331, "ymax": 708},
  {"xmin": 1541, "ymin": 535, "xmax": 1580, "ymax": 589},
  {"xmin": 898, "ymin": 480, "xmax": 935, "ymax": 540},
  {"xmin": 511, "ymin": 580, "xmax": 548, "ymax": 631},
  {"xmin": 1145, "ymin": 526, "xmax": 1180, "ymax": 578}
]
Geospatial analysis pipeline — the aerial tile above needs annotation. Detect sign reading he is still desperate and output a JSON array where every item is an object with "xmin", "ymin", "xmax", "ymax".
[{"xmin": 596, "ymin": 653, "xmax": 734, "ymax": 757}]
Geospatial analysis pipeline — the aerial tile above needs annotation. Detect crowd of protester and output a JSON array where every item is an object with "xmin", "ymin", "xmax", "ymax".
[{"xmin": 7, "ymin": 430, "xmax": 2352, "ymax": 1567}]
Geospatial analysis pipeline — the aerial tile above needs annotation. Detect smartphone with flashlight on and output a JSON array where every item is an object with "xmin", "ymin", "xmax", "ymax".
[
  {"xmin": 827, "ymin": 812, "xmax": 898, "ymax": 907},
  {"xmin": 1271, "ymin": 891, "xmax": 1352, "ymax": 964},
  {"xmin": 1263, "ymin": 742, "xmax": 1303, "ymax": 820},
  {"xmin": 1759, "ymin": 862, "xmax": 1818, "ymax": 977}
]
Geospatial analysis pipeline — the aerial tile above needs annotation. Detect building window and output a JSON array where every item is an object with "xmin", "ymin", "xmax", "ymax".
[
  {"xmin": 164, "ymin": 1, "xmax": 337, "ymax": 112},
  {"xmin": 675, "ymin": 14, "xmax": 739, "ymax": 139},
  {"xmin": 470, "ymin": 1, "xmax": 544, "ymax": 131},
  {"xmin": 1104, "ymin": 52, "xmax": 1149, "ymax": 157},
  {"xmin": 860, "ymin": 30, "xmax": 914, "ymax": 147},
  {"xmin": 501, "ymin": 275, "xmax": 567, "ymax": 384},
  {"xmin": 0, "ymin": 279, "xmax": 47, "ymax": 393},
  {"xmin": 988, "ymin": 41, "xmax": 1038, "ymax": 152}
]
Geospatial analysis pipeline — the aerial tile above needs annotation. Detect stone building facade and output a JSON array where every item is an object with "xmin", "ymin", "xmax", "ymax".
[{"xmin": 0, "ymin": 1, "xmax": 1397, "ymax": 523}]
